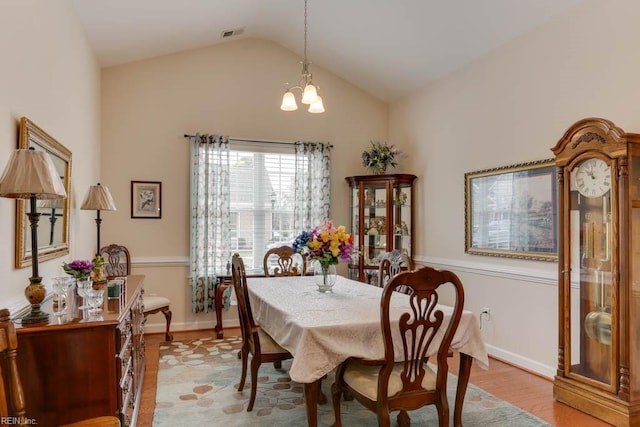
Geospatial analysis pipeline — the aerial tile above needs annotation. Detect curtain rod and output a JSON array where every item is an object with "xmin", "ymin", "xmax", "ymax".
[
  {"xmin": 183, "ymin": 134, "xmax": 332, "ymax": 148},
  {"xmin": 183, "ymin": 134, "xmax": 292, "ymax": 146}
]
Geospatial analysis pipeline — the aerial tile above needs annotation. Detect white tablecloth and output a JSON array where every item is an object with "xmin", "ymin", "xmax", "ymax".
[{"xmin": 247, "ymin": 275, "xmax": 489, "ymax": 384}]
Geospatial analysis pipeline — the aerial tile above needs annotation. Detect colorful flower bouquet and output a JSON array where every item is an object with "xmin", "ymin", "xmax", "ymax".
[{"xmin": 292, "ymin": 221, "xmax": 355, "ymax": 271}]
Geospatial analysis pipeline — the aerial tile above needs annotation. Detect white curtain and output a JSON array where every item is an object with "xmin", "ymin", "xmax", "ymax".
[
  {"xmin": 293, "ymin": 142, "xmax": 331, "ymax": 230},
  {"xmin": 190, "ymin": 134, "xmax": 231, "ymax": 313}
]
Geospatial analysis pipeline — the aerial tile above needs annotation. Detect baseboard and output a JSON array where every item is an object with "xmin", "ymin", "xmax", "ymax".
[
  {"xmin": 486, "ymin": 343, "xmax": 556, "ymax": 379},
  {"xmin": 143, "ymin": 317, "xmax": 240, "ymax": 336}
]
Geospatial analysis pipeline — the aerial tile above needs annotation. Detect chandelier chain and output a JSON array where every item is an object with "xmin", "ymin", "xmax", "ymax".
[
  {"xmin": 279, "ymin": 0, "xmax": 324, "ymax": 112},
  {"xmin": 303, "ymin": 0, "xmax": 308, "ymax": 62}
]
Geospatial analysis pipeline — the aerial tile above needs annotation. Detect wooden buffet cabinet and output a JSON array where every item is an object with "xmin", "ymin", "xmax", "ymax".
[{"xmin": 14, "ymin": 275, "xmax": 146, "ymax": 427}]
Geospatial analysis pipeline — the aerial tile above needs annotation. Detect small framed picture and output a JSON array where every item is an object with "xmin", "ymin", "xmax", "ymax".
[{"xmin": 131, "ymin": 181, "xmax": 162, "ymax": 219}]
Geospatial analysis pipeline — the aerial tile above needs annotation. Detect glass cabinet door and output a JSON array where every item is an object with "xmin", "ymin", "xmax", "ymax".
[
  {"xmin": 362, "ymin": 182, "xmax": 388, "ymax": 266},
  {"xmin": 348, "ymin": 186, "xmax": 360, "ymax": 280},
  {"xmin": 392, "ymin": 182, "xmax": 412, "ymax": 256},
  {"xmin": 568, "ymin": 158, "xmax": 614, "ymax": 387},
  {"xmin": 631, "ymin": 153, "xmax": 640, "ymax": 400}
]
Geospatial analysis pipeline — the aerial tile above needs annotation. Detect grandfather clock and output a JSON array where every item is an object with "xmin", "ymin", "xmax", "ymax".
[{"xmin": 551, "ymin": 117, "xmax": 640, "ymax": 426}]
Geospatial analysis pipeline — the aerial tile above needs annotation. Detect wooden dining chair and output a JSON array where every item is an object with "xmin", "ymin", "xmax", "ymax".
[
  {"xmin": 0, "ymin": 308, "xmax": 121, "ymax": 427},
  {"xmin": 231, "ymin": 253, "xmax": 293, "ymax": 411},
  {"xmin": 99, "ymin": 244, "xmax": 173, "ymax": 341},
  {"xmin": 263, "ymin": 245, "xmax": 306, "ymax": 277},
  {"xmin": 377, "ymin": 249, "xmax": 414, "ymax": 292},
  {"xmin": 331, "ymin": 266, "xmax": 465, "ymax": 427}
]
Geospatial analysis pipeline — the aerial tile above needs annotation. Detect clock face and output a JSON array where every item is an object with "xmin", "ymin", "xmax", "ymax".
[{"xmin": 575, "ymin": 158, "xmax": 611, "ymax": 198}]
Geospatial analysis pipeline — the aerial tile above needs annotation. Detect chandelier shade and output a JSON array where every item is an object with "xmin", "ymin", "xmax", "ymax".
[
  {"xmin": 280, "ymin": 0, "xmax": 325, "ymax": 113},
  {"xmin": 280, "ymin": 90, "xmax": 298, "ymax": 111},
  {"xmin": 308, "ymin": 96, "xmax": 325, "ymax": 113},
  {"xmin": 301, "ymin": 83, "xmax": 318, "ymax": 104}
]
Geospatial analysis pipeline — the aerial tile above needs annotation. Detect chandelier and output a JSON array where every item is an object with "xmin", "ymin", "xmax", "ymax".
[{"xmin": 280, "ymin": 0, "xmax": 325, "ymax": 113}]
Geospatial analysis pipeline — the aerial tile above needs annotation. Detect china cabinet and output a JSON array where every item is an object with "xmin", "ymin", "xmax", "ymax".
[
  {"xmin": 14, "ymin": 275, "xmax": 146, "ymax": 426},
  {"xmin": 551, "ymin": 118, "xmax": 640, "ymax": 426},
  {"xmin": 345, "ymin": 174, "xmax": 416, "ymax": 283}
]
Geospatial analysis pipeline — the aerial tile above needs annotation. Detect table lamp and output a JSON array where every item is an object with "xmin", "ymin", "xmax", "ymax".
[
  {"xmin": 80, "ymin": 183, "xmax": 116, "ymax": 256},
  {"xmin": 38, "ymin": 197, "xmax": 66, "ymax": 245},
  {"xmin": 0, "ymin": 148, "xmax": 67, "ymax": 324}
]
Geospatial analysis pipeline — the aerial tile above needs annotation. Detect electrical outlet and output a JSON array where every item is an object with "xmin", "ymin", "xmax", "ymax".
[{"xmin": 481, "ymin": 307, "xmax": 491, "ymax": 321}]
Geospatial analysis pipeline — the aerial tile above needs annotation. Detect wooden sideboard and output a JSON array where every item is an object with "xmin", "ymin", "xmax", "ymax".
[{"xmin": 14, "ymin": 275, "xmax": 146, "ymax": 427}]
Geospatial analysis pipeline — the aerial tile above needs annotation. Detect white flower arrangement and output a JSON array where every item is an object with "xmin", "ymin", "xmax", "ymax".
[{"xmin": 361, "ymin": 141, "xmax": 400, "ymax": 175}]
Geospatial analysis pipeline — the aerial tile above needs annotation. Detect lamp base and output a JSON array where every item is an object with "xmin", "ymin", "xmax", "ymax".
[
  {"xmin": 21, "ymin": 305, "xmax": 49, "ymax": 324},
  {"xmin": 22, "ymin": 282, "xmax": 49, "ymax": 324}
]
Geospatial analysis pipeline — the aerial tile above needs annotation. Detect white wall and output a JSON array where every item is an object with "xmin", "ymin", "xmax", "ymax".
[
  {"xmin": 100, "ymin": 38, "xmax": 388, "ymax": 334},
  {"xmin": 0, "ymin": 0, "xmax": 101, "ymax": 312},
  {"xmin": 390, "ymin": 0, "xmax": 640, "ymax": 377}
]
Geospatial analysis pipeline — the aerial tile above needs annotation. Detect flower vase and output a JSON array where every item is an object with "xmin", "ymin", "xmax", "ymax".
[
  {"xmin": 315, "ymin": 262, "xmax": 337, "ymax": 293},
  {"xmin": 370, "ymin": 165, "xmax": 387, "ymax": 175}
]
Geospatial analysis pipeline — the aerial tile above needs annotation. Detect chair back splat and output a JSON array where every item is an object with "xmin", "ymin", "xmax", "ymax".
[
  {"xmin": 263, "ymin": 246, "xmax": 306, "ymax": 277},
  {"xmin": 331, "ymin": 266, "xmax": 465, "ymax": 427},
  {"xmin": 99, "ymin": 244, "xmax": 131, "ymax": 277},
  {"xmin": 378, "ymin": 249, "xmax": 414, "ymax": 292},
  {"xmin": 232, "ymin": 253, "xmax": 259, "ymax": 355}
]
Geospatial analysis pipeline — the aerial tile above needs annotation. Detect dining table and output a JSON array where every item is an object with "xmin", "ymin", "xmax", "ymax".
[{"xmin": 246, "ymin": 274, "xmax": 489, "ymax": 427}]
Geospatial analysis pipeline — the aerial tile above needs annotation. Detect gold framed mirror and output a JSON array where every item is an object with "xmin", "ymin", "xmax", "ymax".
[
  {"xmin": 16, "ymin": 117, "xmax": 71, "ymax": 268},
  {"xmin": 464, "ymin": 158, "xmax": 557, "ymax": 261}
]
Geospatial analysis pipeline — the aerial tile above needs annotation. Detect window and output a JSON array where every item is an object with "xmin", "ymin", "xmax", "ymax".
[
  {"xmin": 226, "ymin": 145, "xmax": 298, "ymax": 273},
  {"xmin": 190, "ymin": 134, "xmax": 331, "ymax": 301}
]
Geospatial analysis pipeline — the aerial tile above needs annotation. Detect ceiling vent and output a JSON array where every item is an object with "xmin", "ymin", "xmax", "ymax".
[{"xmin": 221, "ymin": 28, "xmax": 245, "ymax": 39}]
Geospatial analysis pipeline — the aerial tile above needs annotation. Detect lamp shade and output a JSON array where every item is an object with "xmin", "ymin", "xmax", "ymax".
[
  {"xmin": 38, "ymin": 198, "xmax": 66, "ymax": 209},
  {"xmin": 308, "ymin": 96, "xmax": 325, "ymax": 113},
  {"xmin": 80, "ymin": 183, "xmax": 117, "ymax": 211},
  {"xmin": 0, "ymin": 149, "xmax": 66, "ymax": 200},
  {"xmin": 301, "ymin": 83, "xmax": 318, "ymax": 104},
  {"xmin": 280, "ymin": 91, "xmax": 298, "ymax": 111}
]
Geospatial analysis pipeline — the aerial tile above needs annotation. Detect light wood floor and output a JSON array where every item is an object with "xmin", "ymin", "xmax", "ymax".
[{"xmin": 138, "ymin": 329, "xmax": 611, "ymax": 427}]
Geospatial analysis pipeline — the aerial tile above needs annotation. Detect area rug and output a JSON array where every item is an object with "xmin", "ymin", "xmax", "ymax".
[{"xmin": 152, "ymin": 337, "xmax": 551, "ymax": 427}]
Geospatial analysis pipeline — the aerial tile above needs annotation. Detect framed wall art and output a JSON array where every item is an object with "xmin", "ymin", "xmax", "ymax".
[
  {"xmin": 131, "ymin": 181, "xmax": 162, "ymax": 219},
  {"xmin": 465, "ymin": 159, "xmax": 557, "ymax": 261}
]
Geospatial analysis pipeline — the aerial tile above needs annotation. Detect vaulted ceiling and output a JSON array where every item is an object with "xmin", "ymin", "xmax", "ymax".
[{"xmin": 71, "ymin": 0, "xmax": 586, "ymax": 102}]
